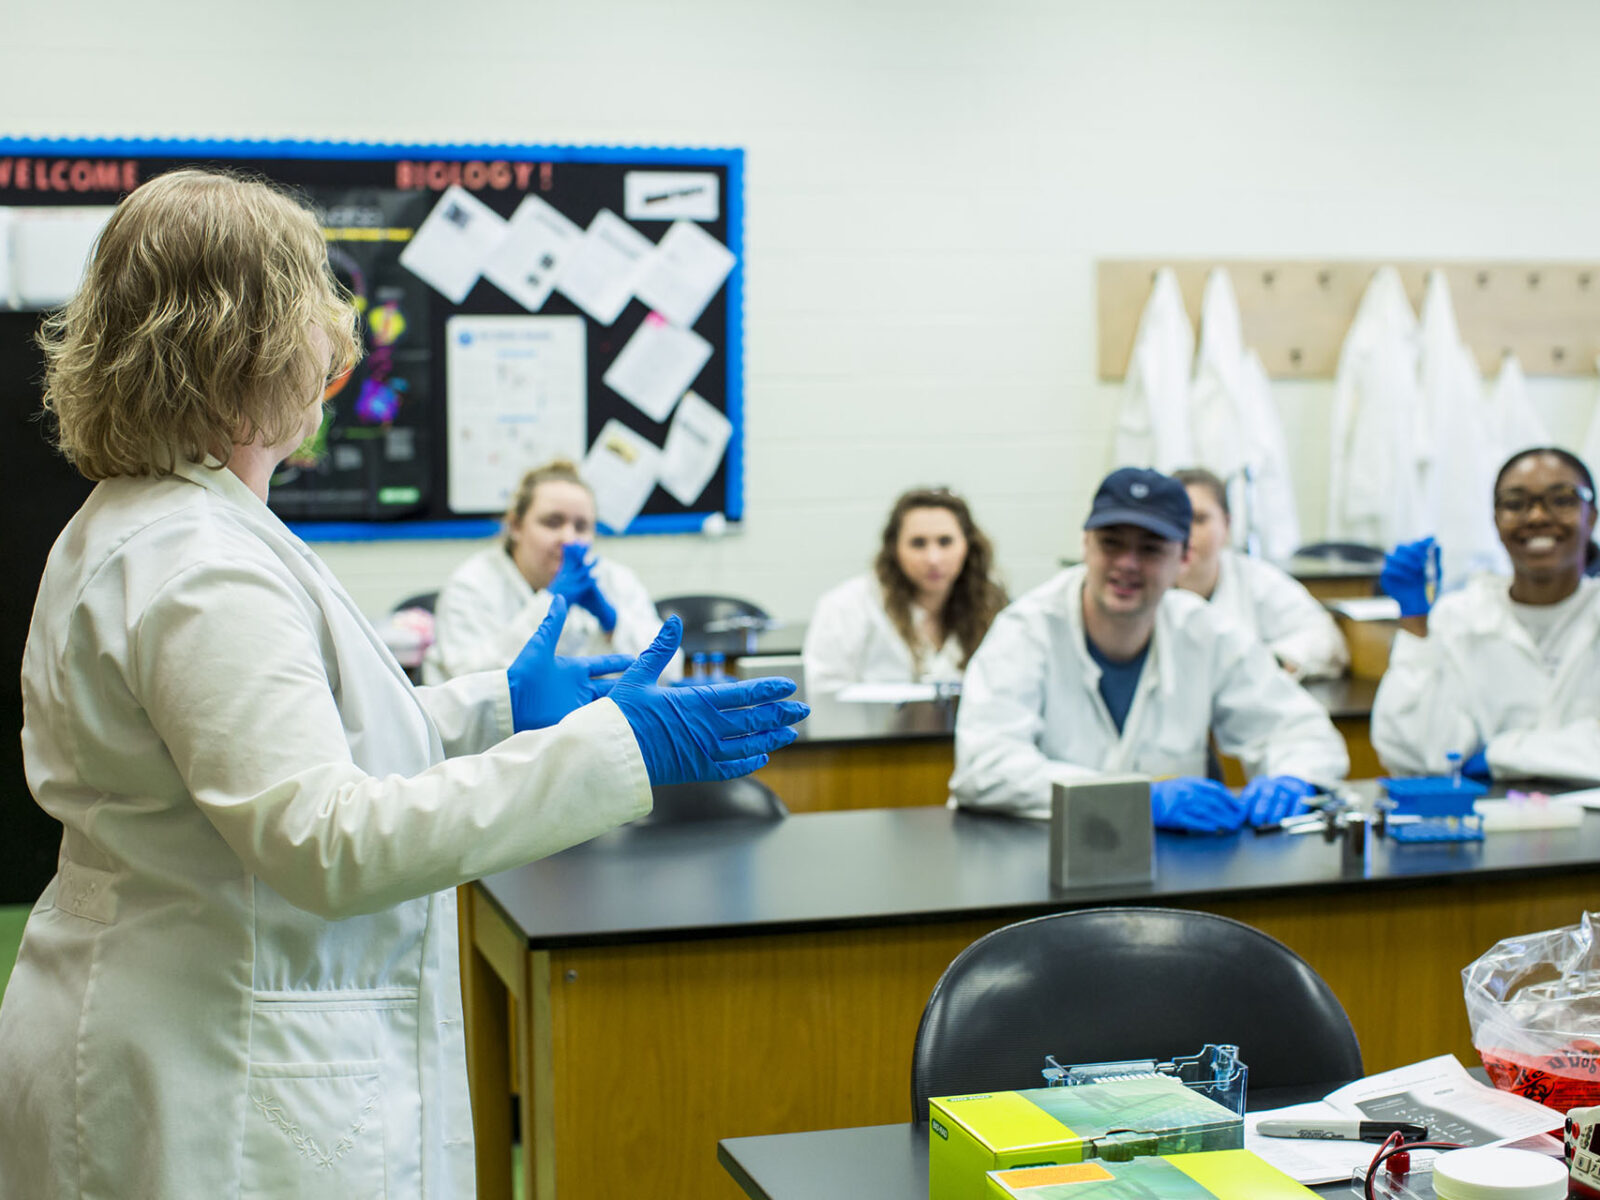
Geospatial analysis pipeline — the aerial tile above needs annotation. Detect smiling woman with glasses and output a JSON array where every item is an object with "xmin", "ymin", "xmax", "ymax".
[{"xmin": 1372, "ymin": 446, "xmax": 1600, "ymax": 786}]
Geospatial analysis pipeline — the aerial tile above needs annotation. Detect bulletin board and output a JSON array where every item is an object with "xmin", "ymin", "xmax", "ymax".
[{"xmin": 0, "ymin": 137, "xmax": 745, "ymax": 538}]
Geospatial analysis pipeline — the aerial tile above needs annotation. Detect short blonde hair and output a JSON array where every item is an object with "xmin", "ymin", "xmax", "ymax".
[
  {"xmin": 39, "ymin": 168, "xmax": 361, "ymax": 480},
  {"xmin": 502, "ymin": 459, "xmax": 592, "ymax": 550}
]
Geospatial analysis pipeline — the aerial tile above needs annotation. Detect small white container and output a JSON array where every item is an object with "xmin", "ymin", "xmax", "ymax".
[{"xmin": 1431, "ymin": 1147, "xmax": 1567, "ymax": 1200}]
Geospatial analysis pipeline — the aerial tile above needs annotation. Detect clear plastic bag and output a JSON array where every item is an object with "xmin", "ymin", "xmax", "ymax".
[{"xmin": 1463, "ymin": 910, "xmax": 1600, "ymax": 1111}]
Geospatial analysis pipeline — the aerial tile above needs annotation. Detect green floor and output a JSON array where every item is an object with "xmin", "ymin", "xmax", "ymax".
[{"xmin": 0, "ymin": 904, "xmax": 28, "ymax": 1001}]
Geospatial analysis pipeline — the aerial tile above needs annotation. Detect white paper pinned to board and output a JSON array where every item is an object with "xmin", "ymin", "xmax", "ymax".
[
  {"xmin": 399, "ymin": 185, "xmax": 508, "ymax": 304},
  {"xmin": 582, "ymin": 418, "xmax": 663, "ymax": 532}
]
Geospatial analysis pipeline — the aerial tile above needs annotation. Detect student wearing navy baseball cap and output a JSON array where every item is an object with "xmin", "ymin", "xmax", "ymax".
[{"xmin": 950, "ymin": 466, "xmax": 1347, "ymax": 832}]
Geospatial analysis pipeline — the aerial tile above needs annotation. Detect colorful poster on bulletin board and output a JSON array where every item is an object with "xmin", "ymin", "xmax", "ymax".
[{"xmin": 0, "ymin": 138, "xmax": 745, "ymax": 538}]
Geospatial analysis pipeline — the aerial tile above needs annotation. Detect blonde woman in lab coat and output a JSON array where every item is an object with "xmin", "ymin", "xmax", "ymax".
[
  {"xmin": 1172, "ymin": 468, "xmax": 1349, "ymax": 681},
  {"xmin": 803, "ymin": 487, "xmax": 1007, "ymax": 693},
  {"xmin": 0, "ymin": 169, "xmax": 805, "ymax": 1199},
  {"xmin": 424, "ymin": 458, "xmax": 679, "ymax": 683},
  {"xmin": 1373, "ymin": 447, "xmax": 1600, "ymax": 783}
]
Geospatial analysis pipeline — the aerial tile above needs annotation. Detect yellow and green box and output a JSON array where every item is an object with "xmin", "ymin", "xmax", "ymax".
[
  {"xmin": 984, "ymin": 1149, "xmax": 1318, "ymax": 1198},
  {"xmin": 928, "ymin": 1077, "xmax": 1243, "ymax": 1200}
]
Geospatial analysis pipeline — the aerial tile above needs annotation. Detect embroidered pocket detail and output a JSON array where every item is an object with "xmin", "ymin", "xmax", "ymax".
[
  {"xmin": 53, "ymin": 859, "xmax": 117, "ymax": 924},
  {"xmin": 251, "ymin": 1088, "xmax": 378, "ymax": 1170}
]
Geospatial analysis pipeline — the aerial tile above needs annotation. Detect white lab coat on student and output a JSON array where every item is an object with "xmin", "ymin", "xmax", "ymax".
[
  {"xmin": 1206, "ymin": 550, "xmax": 1349, "ymax": 682},
  {"xmin": 1419, "ymin": 271, "xmax": 1507, "ymax": 582},
  {"xmin": 1371, "ymin": 575, "xmax": 1600, "ymax": 782},
  {"xmin": 802, "ymin": 573, "xmax": 966, "ymax": 694},
  {"xmin": 948, "ymin": 567, "xmax": 1349, "ymax": 818},
  {"xmin": 0, "ymin": 462, "xmax": 651, "ymax": 1200},
  {"xmin": 423, "ymin": 543, "xmax": 677, "ymax": 684},
  {"xmin": 1328, "ymin": 267, "xmax": 1427, "ymax": 549},
  {"xmin": 1113, "ymin": 267, "xmax": 1194, "ymax": 471},
  {"xmin": 1188, "ymin": 269, "xmax": 1302, "ymax": 561}
]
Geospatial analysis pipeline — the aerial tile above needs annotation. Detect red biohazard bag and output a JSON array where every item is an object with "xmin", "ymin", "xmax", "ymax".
[{"xmin": 1464, "ymin": 911, "xmax": 1600, "ymax": 1113}]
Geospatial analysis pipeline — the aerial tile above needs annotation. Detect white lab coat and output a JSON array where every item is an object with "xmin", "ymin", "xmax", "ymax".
[
  {"xmin": 1113, "ymin": 267, "xmax": 1194, "ymax": 471},
  {"xmin": 1371, "ymin": 575, "xmax": 1600, "ymax": 782},
  {"xmin": 1583, "ymin": 362, "xmax": 1600, "ymax": 480},
  {"xmin": 948, "ymin": 567, "xmax": 1349, "ymax": 818},
  {"xmin": 423, "ymin": 543, "xmax": 678, "ymax": 684},
  {"xmin": 1487, "ymin": 353, "xmax": 1549, "ymax": 463},
  {"xmin": 1206, "ymin": 550, "xmax": 1349, "ymax": 682},
  {"xmin": 1328, "ymin": 267, "xmax": 1427, "ymax": 549},
  {"xmin": 1418, "ymin": 271, "xmax": 1507, "ymax": 582},
  {"xmin": 0, "ymin": 462, "xmax": 651, "ymax": 1199},
  {"xmin": 802, "ymin": 573, "xmax": 966, "ymax": 694},
  {"xmin": 1188, "ymin": 269, "xmax": 1302, "ymax": 561}
]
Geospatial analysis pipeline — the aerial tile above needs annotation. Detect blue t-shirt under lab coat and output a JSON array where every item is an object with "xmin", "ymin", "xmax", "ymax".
[{"xmin": 1084, "ymin": 636, "xmax": 1149, "ymax": 734}]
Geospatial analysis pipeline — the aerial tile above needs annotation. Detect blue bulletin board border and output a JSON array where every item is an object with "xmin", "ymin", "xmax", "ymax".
[{"xmin": 0, "ymin": 136, "xmax": 745, "ymax": 541}]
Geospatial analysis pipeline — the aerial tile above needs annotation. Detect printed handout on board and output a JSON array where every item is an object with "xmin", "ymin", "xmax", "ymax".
[
  {"xmin": 481, "ymin": 195, "xmax": 583, "ymax": 312},
  {"xmin": 5, "ymin": 206, "xmax": 115, "ymax": 309},
  {"xmin": 582, "ymin": 419, "xmax": 663, "ymax": 532},
  {"xmin": 633, "ymin": 220, "xmax": 736, "ymax": 329},
  {"xmin": 399, "ymin": 185, "xmax": 509, "ymax": 304},
  {"xmin": 658, "ymin": 391, "xmax": 732, "ymax": 506},
  {"xmin": 623, "ymin": 171, "xmax": 720, "ymax": 222},
  {"xmin": 553, "ymin": 209, "xmax": 654, "ymax": 325},
  {"xmin": 602, "ymin": 312, "xmax": 712, "ymax": 424},
  {"xmin": 445, "ymin": 314, "xmax": 587, "ymax": 513}
]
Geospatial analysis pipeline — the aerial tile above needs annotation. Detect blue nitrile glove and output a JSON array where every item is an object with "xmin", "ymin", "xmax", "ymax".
[
  {"xmin": 507, "ymin": 597, "xmax": 634, "ymax": 733},
  {"xmin": 1463, "ymin": 748, "xmax": 1491, "ymax": 781},
  {"xmin": 1380, "ymin": 536, "xmax": 1440, "ymax": 618},
  {"xmin": 609, "ymin": 615, "xmax": 810, "ymax": 786},
  {"xmin": 548, "ymin": 542, "xmax": 618, "ymax": 633},
  {"xmin": 1150, "ymin": 777, "xmax": 1248, "ymax": 834},
  {"xmin": 1240, "ymin": 775, "xmax": 1319, "ymax": 827}
]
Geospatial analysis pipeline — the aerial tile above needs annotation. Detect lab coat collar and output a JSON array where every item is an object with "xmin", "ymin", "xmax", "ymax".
[{"xmin": 170, "ymin": 457, "xmax": 284, "ymax": 525}]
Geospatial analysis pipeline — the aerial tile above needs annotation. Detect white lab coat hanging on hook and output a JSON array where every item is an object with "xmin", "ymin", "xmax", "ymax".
[
  {"xmin": 1487, "ymin": 353, "xmax": 1548, "ymax": 463},
  {"xmin": 1419, "ymin": 270, "xmax": 1507, "ymax": 583},
  {"xmin": 1583, "ymin": 358, "xmax": 1600, "ymax": 476},
  {"xmin": 1188, "ymin": 268, "xmax": 1301, "ymax": 561},
  {"xmin": 1327, "ymin": 267, "xmax": 1427, "ymax": 549},
  {"xmin": 1113, "ymin": 267, "xmax": 1194, "ymax": 471}
]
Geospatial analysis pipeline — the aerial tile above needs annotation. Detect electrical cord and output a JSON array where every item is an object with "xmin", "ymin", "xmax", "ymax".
[{"xmin": 1363, "ymin": 1130, "xmax": 1464, "ymax": 1200}]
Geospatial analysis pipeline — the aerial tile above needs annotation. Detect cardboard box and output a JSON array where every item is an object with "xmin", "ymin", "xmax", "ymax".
[
  {"xmin": 984, "ymin": 1149, "xmax": 1318, "ymax": 1198},
  {"xmin": 928, "ymin": 1077, "xmax": 1244, "ymax": 1200}
]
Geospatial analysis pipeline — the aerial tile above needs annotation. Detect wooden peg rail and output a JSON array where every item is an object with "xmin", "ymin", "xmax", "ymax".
[{"xmin": 1097, "ymin": 260, "xmax": 1600, "ymax": 380}]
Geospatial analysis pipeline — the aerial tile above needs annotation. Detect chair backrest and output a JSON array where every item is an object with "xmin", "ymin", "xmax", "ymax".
[
  {"xmin": 1291, "ymin": 541, "xmax": 1385, "ymax": 566},
  {"xmin": 910, "ymin": 906, "xmax": 1362, "ymax": 1121},
  {"xmin": 393, "ymin": 590, "xmax": 440, "ymax": 614},
  {"xmin": 639, "ymin": 776, "xmax": 789, "ymax": 825},
  {"xmin": 654, "ymin": 594, "xmax": 771, "ymax": 657}
]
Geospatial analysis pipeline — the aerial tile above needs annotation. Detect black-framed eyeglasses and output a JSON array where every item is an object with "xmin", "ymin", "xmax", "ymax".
[{"xmin": 1492, "ymin": 483, "xmax": 1596, "ymax": 517}]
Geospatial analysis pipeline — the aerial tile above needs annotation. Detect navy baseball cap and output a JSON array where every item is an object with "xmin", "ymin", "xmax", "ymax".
[{"xmin": 1083, "ymin": 467, "xmax": 1193, "ymax": 542}]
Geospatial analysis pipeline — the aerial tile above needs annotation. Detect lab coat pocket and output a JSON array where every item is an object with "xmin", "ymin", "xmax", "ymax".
[{"xmin": 243, "ymin": 1060, "xmax": 386, "ymax": 1199}]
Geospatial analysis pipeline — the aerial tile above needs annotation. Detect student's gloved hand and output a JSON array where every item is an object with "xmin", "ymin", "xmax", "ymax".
[
  {"xmin": 548, "ymin": 542, "xmax": 618, "ymax": 633},
  {"xmin": 507, "ymin": 597, "xmax": 634, "ymax": 733},
  {"xmin": 1240, "ymin": 775, "xmax": 1319, "ymax": 827},
  {"xmin": 609, "ymin": 615, "xmax": 810, "ymax": 785},
  {"xmin": 1150, "ymin": 777, "xmax": 1248, "ymax": 834},
  {"xmin": 1463, "ymin": 748, "xmax": 1491, "ymax": 781},
  {"xmin": 1380, "ymin": 536, "xmax": 1440, "ymax": 618}
]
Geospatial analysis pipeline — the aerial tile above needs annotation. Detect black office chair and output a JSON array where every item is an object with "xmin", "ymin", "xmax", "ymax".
[
  {"xmin": 638, "ymin": 777, "xmax": 789, "ymax": 826},
  {"xmin": 654, "ymin": 594, "xmax": 772, "ymax": 657},
  {"xmin": 1291, "ymin": 541, "xmax": 1386, "ymax": 566},
  {"xmin": 909, "ymin": 907, "xmax": 1362, "ymax": 1121},
  {"xmin": 392, "ymin": 590, "xmax": 439, "ymax": 614}
]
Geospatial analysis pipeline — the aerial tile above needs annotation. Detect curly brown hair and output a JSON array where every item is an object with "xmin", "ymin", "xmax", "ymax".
[
  {"xmin": 873, "ymin": 487, "xmax": 1006, "ymax": 672},
  {"xmin": 38, "ymin": 168, "xmax": 360, "ymax": 479}
]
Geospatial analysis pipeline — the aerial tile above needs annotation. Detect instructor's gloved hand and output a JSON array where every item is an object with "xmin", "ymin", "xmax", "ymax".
[
  {"xmin": 1380, "ymin": 536, "xmax": 1440, "ymax": 618},
  {"xmin": 1150, "ymin": 777, "xmax": 1248, "ymax": 834},
  {"xmin": 1463, "ymin": 748, "xmax": 1491, "ymax": 781},
  {"xmin": 548, "ymin": 542, "xmax": 618, "ymax": 633},
  {"xmin": 609, "ymin": 615, "xmax": 810, "ymax": 786},
  {"xmin": 507, "ymin": 597, "xmax": 633, "ymax": 733},
  {"xmin": 1240, "ymin": 775, "xmax": 1318, "ymax": 827}
]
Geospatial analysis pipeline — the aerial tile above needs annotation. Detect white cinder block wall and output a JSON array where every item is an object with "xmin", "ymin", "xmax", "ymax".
[{"xmin": 8, "ymin": 0, "xmax": 1600, "ymax": 619}]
